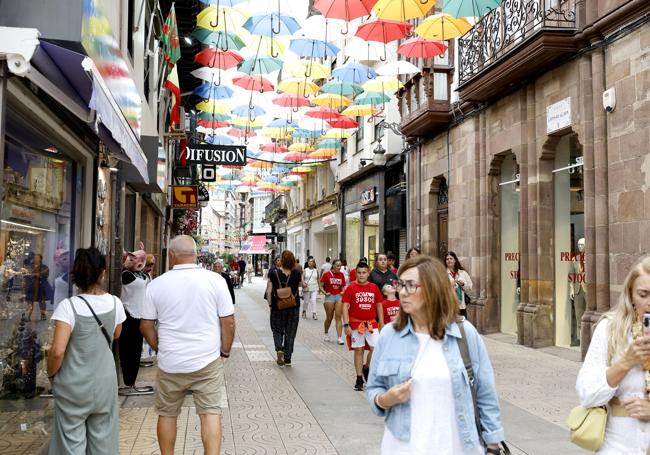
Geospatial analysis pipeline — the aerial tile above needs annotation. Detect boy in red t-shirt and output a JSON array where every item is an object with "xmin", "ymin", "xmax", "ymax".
[
  {"xmin": 381, "ymin": 283, "xmax": 401, "ymax": 325},
  {"xmin": 342, "ymin": 262, "xmax": 383, "ymax": 391},
  {"xmin": 319, "ymin": 259, "xmax": 346, "ymax": 344}
]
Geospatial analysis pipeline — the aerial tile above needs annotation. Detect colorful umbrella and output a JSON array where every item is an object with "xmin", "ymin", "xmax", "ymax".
[
  {"xmin": 205, "ymin": 134, "xmax": 235, "ymax": 145},
  {"xmin": 284, "ymin": 152, "xmax": 310, "ymax": 161},
  {"xmin": 277, "ymin": 78, "xmax": 320, "ymax": 96},
  {"xmin": 232, "ymin": 104, "xmax": 266, "ymax": 117},
  {"xmin": 362, "ymin": 75, "xmax": 404, "ymax": 93},
  {"xmin": 288, "ymin": 166, "xmax": 313, "ymax": 174},
  {"xmin": 323, "ymin": 128, "xmax": 355, "ymax": 139},
  {"xmin": 288, "ymin": 143, "xmax": 315, "ymax": 152},
  {"xmin": 227, "ymin": 127, "xmax": 256, "ymax": 137},
  {"xmin": 195, "ymin": 48, "xmax": 243, "ymax": 69},
  {"xmin": 238, "ymin": 56, "xmax": 283, "ymax": 74},
  {"xmin": 198, "ymin": 119, "xmax": 231, "ymax": 129},
  {"xmin": 260, "ymin": 142, "xmax": 289, "ymax": 152},
  {"xmin": 353, "ymin": 91, "xmax": 391, "ymax": 105},
  {"xmin": 310, "ymin": 149, "xmax": 337, "ymax": 159},
  {"xmin": 196, "ymin": 100, "xmax": 231, "ymax": 114},
  {"xmin": 355, "ymin": 19, "xmax": 412, "ymax": 43},
  {"xmin": 193, "ymin": 83, "xmax": 234, "ymax": 99},
  {"xmin": 332, "ymin": 62, "xmax": 376, "ymax": 83},
  {"xmin": 317, "ymin": 138, "xmax": 343, "ymax": 148},
  {"xmin": 267, "ymin": 118, "xmax": 298, "ymax": 129},
  {"xmin": 191, "ymin": 67, "xmax": 232, "ymax": 85},
  {"xmin": 375, "ymin": 60, "xmax": 420, "ymax": 76},
  {"xmin": 231, "ymin": 117, "xmax": 264, "ymax": 129},
  {"xmin": 306, "ymin": 107, "xmax": 343, "ymax": 121},
  {"xmin": 443, "ymin": 0, "xmax": 501, "ymax": 18},
  {"xmin": 196, "ymin": 6, "xmax": 249, "ymax": 32},
  {"xmin": 341, "ymin": 104, "xmax": 379, "ymax": 117},
  {"xmin": 327, "ymin": 116, "xmax": 358, "ymax": 129},
  {"xmin": 232, "ymin": 75, "xmax": 275, "ymax": 92},
  {"xmin": 415, "ymin": 13, "xmax": 473, "ymax": 40},
  {"xmin": 272, "ymin": 93, "xmax": 312, "ymax": 109},
  {"xmin": 372, "ymin": 0, "xmax": 436, "ymax": 22},
  {"xmin": 289, "ymin": 38, "xmax": 340, "ymax": 58},
  {"xmin": 191, "ymin": 28, "xmax": 246, "ymax": 50},
  {"xmin": 246, "ymin": 36, "xmax": 287, "ymax": 56},
  {"xmin": 293, "ymin": 128, "xmax": 324, "ymax": 140},
  {"xmin": 286, "ymin": 60, "xmax": 331, "ymax": 80},
  {"xmin": 345, "ymin": 37, "xmax": 388, "ymax": 61},
  {"xmin": 243, "ymin": 13, "xmax": 300, "ymax": 36},
  {"xmin": 312, "ymin": 93, "xmax": 352, "ymax": 109},
  {"xmin": 397, "ymin": 37, "xmax": 448, "ymax": 58},
  {"xmin": 314, "ymin": 0, "xmax": 378, "ymax": 34},
  {"xmin": 321, "ymin": 80, "xmax": 364, "ymax": 97}
]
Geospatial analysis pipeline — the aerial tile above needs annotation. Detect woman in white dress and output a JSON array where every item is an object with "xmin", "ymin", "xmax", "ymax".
[
  {"xmin": 576, "ymin": 257, "xmax": 650, "ymax": 454},
  {"xmin": 302, "ymin": 257, "xmax": 319, "ymax": 320}
]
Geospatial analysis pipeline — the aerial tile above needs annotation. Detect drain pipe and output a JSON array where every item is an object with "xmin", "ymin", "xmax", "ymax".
[{"xmin": 416, "ymin": 139, "xmax": 423, "ymax": 249}]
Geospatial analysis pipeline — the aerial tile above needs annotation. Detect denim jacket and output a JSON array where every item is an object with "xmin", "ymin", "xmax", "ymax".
[{"xmin": 366, "ymin": 319, "xmax": 505, "ymax": 450}]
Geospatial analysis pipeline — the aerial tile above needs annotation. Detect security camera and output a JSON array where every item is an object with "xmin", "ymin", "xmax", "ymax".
[
  {"xmin": 359, "ymin": 159, "xmax": 367, "ymax": 167},
  {"xmin": 603, "ymin": 88, "xmax": 616, "ymax": 113}
]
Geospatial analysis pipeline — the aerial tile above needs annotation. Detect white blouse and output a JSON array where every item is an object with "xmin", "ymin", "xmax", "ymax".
[
  {"xmin": 381, "ymin": 333, "xmax": 484, "ymax": 455},
  {"xmin": 303, "ymin": 268, "xmax": 319, "ymax": 292},
  {"xmin": 447, "ymin": 269, "xmax": 473, "ymax": 309},
  {"xmin": 576, "ymin": 318, "xmax": 650, "ymax": 454}
]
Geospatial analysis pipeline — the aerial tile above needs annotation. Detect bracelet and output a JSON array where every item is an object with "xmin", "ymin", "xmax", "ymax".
[
  {"xmin": 220, "ymin": 351, "xmax": 230, "ymax": 358},
  {"xmin": 343, "ymin": 323, "xmax": 350, "ymax": 328}
]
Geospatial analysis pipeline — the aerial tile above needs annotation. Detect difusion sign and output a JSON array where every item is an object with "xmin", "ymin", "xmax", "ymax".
[{"xmin": 182, "ymin": 143, "xmax": 247, "ymax": 166}]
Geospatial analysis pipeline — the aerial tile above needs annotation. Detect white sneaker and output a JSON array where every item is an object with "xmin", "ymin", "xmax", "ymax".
[
  {"xmin": 323, "ymin": 334, "xmax": 330, "ymax": 342},
  {"xmin": 337, "ymin": 337, "xmax": 345, "ymax": 345}
]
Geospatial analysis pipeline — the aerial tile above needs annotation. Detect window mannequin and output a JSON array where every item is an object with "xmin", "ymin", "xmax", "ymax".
[{"xmin": 569, "ymin": 238, "xmax": 586, "ymax": 346}]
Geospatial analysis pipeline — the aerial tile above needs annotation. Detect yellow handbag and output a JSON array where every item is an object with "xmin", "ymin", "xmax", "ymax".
[{"xmin": 566, "ymin": 405, "xmax": 607, "ymax": 451}]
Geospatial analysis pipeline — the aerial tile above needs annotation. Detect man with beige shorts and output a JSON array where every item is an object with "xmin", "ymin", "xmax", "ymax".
[{"xmin": 141, "ymin": 235, "xmax": 235, "ymax": 455}]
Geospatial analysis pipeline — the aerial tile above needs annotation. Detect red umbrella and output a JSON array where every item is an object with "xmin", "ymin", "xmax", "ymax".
[
  {"xmin": 227, "ymin": 128, "xmax": 256, "ymax": 138},
  {"xmin": 306, "ymin": 107, "xmax": 343, "ymax": 121},
  {"xmin": 232, "ymin": 75, "xmax": 275, "ymax": 92},
  {"xmin": 198, "ymin": 119, "xmax": 231, "ymax": 129},
  {"xmin": 195, "ymin": 48, "xmax": 243, "ymax": 69},
  {"xmin": 283, "ymin": 152, "xmax": 310, "ymax": 161},
  {"xmin": 261, "ymin": 142, "xmax": 289, "ymax": 152},
  {"xmin": 272, "ymin": 93, "xmax": 311, "ymax": 108},
  {"xmin": 398, "ymin": 37, "xmax": 448, "ymax": 58},
  {"xmin": 356, "ymin": 19, "xmax": 412, "ymax": 43},
  {"xmin": 327, "ymin": 117, "xmax": 358, "ymax": 128},
  {"xmin": 314, "ymin": 0, "xmax": 378, "ymax": 21}
]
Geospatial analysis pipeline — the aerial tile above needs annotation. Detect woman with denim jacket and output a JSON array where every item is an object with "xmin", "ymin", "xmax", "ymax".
[{"xmin": 367, "ymin": 255, "xmax": 505, "ymax": 454}]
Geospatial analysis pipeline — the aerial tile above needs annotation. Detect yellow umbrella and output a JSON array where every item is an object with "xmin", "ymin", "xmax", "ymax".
[
  {"xmin": 196, "ymin": 6, "xmax": 250, "ymax": 32},
  {"xmin": 241, "ymin": 174, "xmax": 259, "ymax": 182},
  {"xmin": 415, "ymin": 13, "xmax": 472, "ymax": 40},
  {"xmin": 248, "ymin": 160, "xmax": 274, "ymax": 169},
  {"xmin": 286, "ymin": 61, "xmax": 331, "ymax": 80},
  {"xmin": 289, "ymin": 166, "xmax": 314, "ymax": 174},
  {"xmin": 231, "ymin": 117, "xmax": 265, "ymax": 128},
  {"xmin": 196, "ymin": 100, "xmax": 231, "ymax": 114},
  {"xmin": 373, "ymin": 0, "xmax": 437, "ymax": 22},
  {"xmin": 323, "ymin": 128, "xmax": 354, "ymax": 139},
  {"xmin": 341, "ymin": 105, "xmax": 380, "ymax": 117},
  {"xmin": 310, "ymin": 149, "xmax": 337, "ymax": 159},
  {"xmin": 277, "ymin": 78, "xmax": 321, "ymax": 96},
  {"xmin": 288, "ymin": 143, "xmax": 314, "ymax": 152},
  {"xmin": 312, "ymin": 93, "xmax": 352, "ymax": 109},
  {"xmin": 246, "ymin": 36, "xmax": 286, "ymax": 57},
  {"xmin": 362, "ymin": 76, "xmax": 404, "ymax": 94},
  {"xmin": 261, "ymin": 128, "xmax": 292, "ymax": 139}
]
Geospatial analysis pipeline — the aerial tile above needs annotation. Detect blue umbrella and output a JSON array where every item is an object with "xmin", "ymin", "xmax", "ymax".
[
  {"xmin": 243, "ymin": 14, "xmax": 300, "ymax": 37},
  {"xmin": 267, "ymin": 118, "xmax": 298, "ymax": 128},
  {"xmin": 271, "ymin": 166, "xmax": 292, "ymax": 173},
  {"xmin": 206, "ymin": 134, "xmax": 234, "ymax": 145},
  {"xmin": 193, "ymin": 83, "xmax": 234, "ymax": 100},
  {"xmin": 332, "ymin": 63, "xmax": 377, "ymax": 84},
  {"xmin": 289, "ymin": 38, "xmax": 340, "ymax": 58},
  {"xmin": 232, "ymin": 104, "xmax": 266, "ymax": 117},
  {"xmin": 293, "ymin": 128, "xmax": 322, "ymax": 139},
  {"xmin": 262, "ymin": 175, "xmax": 280, "ymax": 183}
]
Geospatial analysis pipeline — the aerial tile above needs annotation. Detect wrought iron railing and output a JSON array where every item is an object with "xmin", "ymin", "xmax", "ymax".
[{"xmin": 458, "ymin": 0, "xmax": 577, "ymax": 84}]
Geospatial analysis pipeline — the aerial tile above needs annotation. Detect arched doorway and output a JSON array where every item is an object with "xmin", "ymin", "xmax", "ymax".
[{"xmin": 429, "ymin": 176, "xmax": 448, "ymax": 260}]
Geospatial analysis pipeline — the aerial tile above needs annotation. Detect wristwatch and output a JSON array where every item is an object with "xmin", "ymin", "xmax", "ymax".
[
  {"xmin": 343, "ymin": 323, "xmax": 350, "ymax": 328},
  {"xmin": 486, "ymin": 447, "xmax": 501, "ymax": 455},
  {"xmin": 220, "ymin": 351, "xmax": 230, "ymax": 358}
]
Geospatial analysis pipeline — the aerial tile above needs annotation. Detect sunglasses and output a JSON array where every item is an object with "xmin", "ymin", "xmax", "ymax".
[{"xmin": 393, "ymin": 279, "xmax": 422, "ymax": 295}]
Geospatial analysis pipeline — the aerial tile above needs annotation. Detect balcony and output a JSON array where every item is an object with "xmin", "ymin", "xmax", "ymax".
[
  {"xmin": 458, "ymin": 0, "xmax": 577, "ymax": 101},
  {"xmin": 399, "ymin": 68, "xmax": 451, "ymax": 138}
]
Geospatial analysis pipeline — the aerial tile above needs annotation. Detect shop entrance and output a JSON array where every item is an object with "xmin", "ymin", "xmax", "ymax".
[
  {"xmin": 553, "ymin": 135, "xmax": 584, "ymax": 347},
  {"xmin": 363, "ymin": 211, "xmax": 379, "ymax": 265},
  {"xmin": 499, "ymin": 154, "xmax": 520, "ymax": 335}
]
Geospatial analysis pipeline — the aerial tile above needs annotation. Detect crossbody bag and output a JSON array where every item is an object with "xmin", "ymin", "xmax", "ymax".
[
  {"xmin": 457, "ymin": 321, "xmax": 511, "ymax": 455},
  {"xmin": 77, "ymin": 295, "xmax": 113, "ymax": 349}
]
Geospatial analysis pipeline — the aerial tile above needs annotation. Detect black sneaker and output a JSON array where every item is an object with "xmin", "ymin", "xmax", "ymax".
[
  {"xmin": 354, "ymin": 376, "xmax": 364, "ymax": 391},
  {"xmin": 362, "ymin": 365, "xmax": 370, "ymax": 382},
  {"xmin": 284, "ymin": 359, "xmax": 292, "ymax": 367}
]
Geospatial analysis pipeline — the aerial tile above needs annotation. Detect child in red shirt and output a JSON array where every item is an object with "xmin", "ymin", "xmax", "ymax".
[
  {"xmin": 381, "ymin": 283, "xmax": 401, "ymax": 325},
  {"xmin": 342, "ymin": 262, "xmax": 383, "ymax": 391},
  {"xmin": 319, "ymin": 259, "xmax": 346, "ymax": 344}
]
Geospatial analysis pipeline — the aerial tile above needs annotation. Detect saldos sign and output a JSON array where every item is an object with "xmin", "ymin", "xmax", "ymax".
[{"xmin": 182, "ymin": 143, "xmax": 247, "ymax": 166}]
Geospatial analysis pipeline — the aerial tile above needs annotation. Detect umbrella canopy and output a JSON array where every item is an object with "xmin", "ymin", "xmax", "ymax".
[
  {"xmin": 196, "ymin": 6, "xmax": 250, "ymax": 32},
  {"xmin": 376, "ymin": 60, "xmax": 420, "ymax": 76},
  {"xmin": 397, "ymin": 37, "xmax": 448, "ymax": 58},
  {"xmin": 193, "ymin": 83, "xmax": 234, "ymax": 99},
  {"xmin": 272, "ymin": 93, "xmax": 312, "ymax": 108},
  {"xmin": 277, "ymin": 78, "xmax": 321, "ymax": 96},
  {"xmin": 196, "ymin": 100, "xmax": 231, "ymax": 114},
  {"xmin": 238, "ymin": 56, "xmax": 283, "ymax": 74},
  {"xmin": 191, "ymin": 67, "xmax": 233, "ymax": 85},
  {"xmin": 415, "ymin": 13, "xmax": 473, "ymax": 40},
  {"xmin": 341, "ymin": 104, "xmax": 379, "ymax": 117},
  {"xmin": 314, "ymin": 0, "xmax": 378, "ymax": 21},
  {"xmin": 345, "ymin": 37, "xmax": 389, "ymax": 61},
  {"xmin": 246, "ymin": 35, "xmax": 287, "ymax": 56},
  {"xmin": 205, "ymin": 134, "xmax": 235, "ymax": 145},
  {"xmin": 289, "ymin": 166, "xmax": 314, "ymax": 174},
  {"xmin": 372, "ymin": 0, "xmax": 436, "ymax": 22},
  {"xmin": 231, "ymin": 104, "xmax": 266, "ymax": 117},
  {"xmin": 260, "ymin": 142, "xmax": 289, "ymax": 152},
  {"xmin": 227, "ymin": 127, "xmax": 256, "ymax": 137},
  {"xmin": 293, "ymin": 128, "xmax": 324, "ymax": 140},
  {"xmin": 198, "ymin": 119, "xmax": 231, "ymax": 129},
  {"xmin": 191, "ymin": 28, "xmax": 246, "ymax": 50},
  {"xmin": 317, "ymin": 138, "xmax": 343, "ymax": 148},
  {"xmin": 195, "ymin": 48, "xmax": 243, "ymax": 69},
  {"xmin": 443, "ymin": 0, "xmax": 501, "ymax": 18},
  {"xmin": 288, "ymin": 143, "xmax": 315, "ymax": 152},
  {"xmin": 312, "ymin": 93, "xmax": 352, "ymax": 109},
  {"xmin": 243, "ymin": 13, "xmax": 301, "ymax": 37},
  {"xmin": 299, "ymin": 15, "xmax": 353, "ymax": 40},
  {"xmin": 286, "ymin": 60, "xmax": 331, "ymax": 80},
  {"xmin": 306, "ymin": 107, "xmax": 343, "ymax": 121},
  {"xmin": 355, "ymin": 19, "xmax": 412, "ymax": 43},
  {"xmin": 353, "ymin": 91, "xmax": 391, "ymax": 105},
  {"xmin": 362, "ymin": 75, "xmax": 404, "ymax": 93},
  {"xmin": 289, "ymin": 38, "xmax": 340, "ymax": 58},
  {"xmin": 266, "ymin": 118, "xmax": 298, "ymax": 129},
  {"xmin": 283, "ymin": 152, "xmax": 310, "ymax": 161},
  {"xmin": 231, "ymin": 117, "xmax": 265, "ymax": 128},
  {"xmin": 332, "ymin": 63, "xmax": 377, "ymax": 83},
  {"xmin": 321, "ymin": 80, "xmax": 364, "ymax": 96},
  {"xmin": 323, "ymin": 128, "xmax": 354, "ymax": 139},
  {"xmin": 310, "ymin": 149, "xmax": 337, "ymax": 159},
  {"xmin": 232, "ymin": 74, "xmax": 275, "ymax": 92},
  {"xmin": 327, "ymin": 116, "xmax": 358, "ymax": 129}
]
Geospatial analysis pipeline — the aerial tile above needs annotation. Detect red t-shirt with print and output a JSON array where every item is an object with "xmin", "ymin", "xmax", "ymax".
[
  {"xmin": 321, "ymin": 271, "xmax": 346, "ymax": 295},
  {"xmin": 349, "ymin": 268, "xmax": 357, "ymax": 283},
  {"xmin": 342, "ymin": 282, "xmax": 383, "ymax": 330},
  {"xmin": 382, "ymin": 298, "xmax": 401, "ymax": 324}
]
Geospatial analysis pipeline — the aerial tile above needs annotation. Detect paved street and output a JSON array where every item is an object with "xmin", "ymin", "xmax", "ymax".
[{"xmin": 2, "ymin": 276, "xmax": 588, "ymax": 454}]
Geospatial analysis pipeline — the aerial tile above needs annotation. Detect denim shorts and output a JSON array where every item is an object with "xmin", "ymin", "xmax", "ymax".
[{"xmin": 324, "ymin": 294, "xmax": 342, "ymax": 304}]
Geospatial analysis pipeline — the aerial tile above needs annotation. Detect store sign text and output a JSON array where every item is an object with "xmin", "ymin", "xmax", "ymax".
[
  {"xmin": 559, "ymin": 251, "xmax": 584, "ymax": 262},
  {"xmin": 546, "ymin": 97, "xmax": 571, "ymax": 134},
  {"xmin": 322, "ymin": 214, "xmax": 336, "ymax": 228},
  {"xmin": 172, "ymin": 185, "xmax": 198, "ymax": 209},
  {"xmin": 504, "ymin": 252, "xmax": 519, "ymax": 279},
  {"xmin": 361, "ymin": 187, "xmax": 376, "ymax": 205},
  {"xmin": 183, "ymin": 143, "xmax": 246, "ymax": 166}
]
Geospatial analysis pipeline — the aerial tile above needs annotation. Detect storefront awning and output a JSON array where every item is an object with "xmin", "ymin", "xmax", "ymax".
[{"xmin": 239, "ymin": 235, "xmax": 271, "ymax": 255}]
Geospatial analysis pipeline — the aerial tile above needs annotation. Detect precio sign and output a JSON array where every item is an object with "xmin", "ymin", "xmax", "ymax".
[{"xmin": 182, "ymin": 143, "xmax": 247, "ymax": 166}]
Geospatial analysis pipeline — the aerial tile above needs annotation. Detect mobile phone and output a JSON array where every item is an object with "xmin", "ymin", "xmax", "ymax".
[{"xmin": 644, "ymin": 313, "xmax": 650, "ymax": 336}]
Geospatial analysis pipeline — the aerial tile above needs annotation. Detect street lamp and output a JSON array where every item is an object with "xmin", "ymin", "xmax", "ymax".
[{"xmin": 359, "ymin": 120, "xmax": 403, "ymax": 168}]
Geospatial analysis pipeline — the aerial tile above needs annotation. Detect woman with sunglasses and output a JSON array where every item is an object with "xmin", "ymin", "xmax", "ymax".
[{"xmin": 367, "ymin": 255, "xmax": 504, "ymax": 454}]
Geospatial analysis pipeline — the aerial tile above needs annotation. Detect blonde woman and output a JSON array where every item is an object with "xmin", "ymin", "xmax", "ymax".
[{"xmin": 576, "ymin": 257, "xmax": 650, "ymax": 453}]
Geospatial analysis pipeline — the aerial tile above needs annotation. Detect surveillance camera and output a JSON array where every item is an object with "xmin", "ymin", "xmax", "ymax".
[
  {"xmin": 603, "ymin": 88, "xmax": 616, "ymax": 113},
  {"xmin": 360, "ymin": 159, "xmax": 367, "ymax": 167}
]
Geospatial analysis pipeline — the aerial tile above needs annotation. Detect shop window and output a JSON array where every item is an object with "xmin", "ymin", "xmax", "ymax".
[
  {"xmin": 345, "ymin": 212, "xmax": 361, "ymax": 266},
  {"xmin": 553, "ymin": 135, "xmax": 584, "ymax": 347},
  {"xmin": 499, "ymin": 154, "xmax": 520, "ymax": 335},
  {"xmin": 1, "ymin": 139, "xmax": 76, "ymax": 399},
  {"xmin": 363, "ymin": 211, "xmax": 379, "ymax": 265}
]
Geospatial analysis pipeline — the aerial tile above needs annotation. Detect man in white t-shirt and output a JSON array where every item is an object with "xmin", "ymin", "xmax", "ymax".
[
  {"xmin": 140, "ymin": 235, "xmax": 235, "ymax": 455},
  {"xmin": 320, "ymin": 256, "xmax": 332, "ymax": 278}
]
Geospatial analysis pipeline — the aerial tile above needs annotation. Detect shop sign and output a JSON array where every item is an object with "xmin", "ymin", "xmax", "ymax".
[
  {"xmin": 201, "ymin": 164, "xmax": 217, "ymax": 182},
  {"xmin": 197, "ymin": 182, "xmax": 210, "ymax": 203},
  {"xmin": 172, "ymin": 185, "xmax": 198, "ymax": 209},
  {"xmin": 322, "ymin": 213, "xmax": 336, "ymax": 228},
  {"xmin": 182, "ymin": 143, "xmax": 247, "ymax": 166},
  {"xmin": 361, "ymin": 187, "xmax": 376, "ymax": 205},
  {"xmin": 546, "ymin": 97, "xmax": 571, "ymax": 134},
  {"xmin": 8, "ymin": 205, "xmax": 35, "ymax": 222}
]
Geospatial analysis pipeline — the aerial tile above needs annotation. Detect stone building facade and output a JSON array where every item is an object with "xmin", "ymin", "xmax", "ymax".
[{"xmin": 403, "ymin": 0, "xmax": 650, "ymax": 354}]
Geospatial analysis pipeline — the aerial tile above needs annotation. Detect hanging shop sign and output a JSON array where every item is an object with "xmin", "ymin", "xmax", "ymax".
[
  {"xmin": 546, "ymin": 97, "xmax": 571, "ymax": 134},
  {"xmin": 197, "ymin": 182, "xmax": 210, "ymax": 203},
  {"xmin": 201, "ymin": 164, "xmax": 217, "ymax": 182},
  {"xmin": 182, "ymin": 143, "xmax": 247, "ymax": 166},
  {"xmin": 322, "ymin": 213, "xmax": 337, "ymax": 228},
  {"xmin": 361, "ymin": 187, "xmax": 376, "ymax": 205},
  {"xmin": 172, "ymin": 185, "xmax": 199, "ymax": 209}
]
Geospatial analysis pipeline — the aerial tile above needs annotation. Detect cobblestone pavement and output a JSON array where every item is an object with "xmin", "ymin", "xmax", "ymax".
[{"xmin": 0, "ymin": 277, "xmax": 589, "ymax": 454}]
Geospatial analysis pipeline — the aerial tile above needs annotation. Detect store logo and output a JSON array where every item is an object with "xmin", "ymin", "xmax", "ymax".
[
  {"xmin": 172, "ymin": 185, "xmax": 198, "ymax": 209},
  {"xmin": 182, "ymin": 143, "xmax": 247, "ymax": 166},
  {"xmin": 361, "ymin": 187, "xmax": 376, "ymax": 205}
]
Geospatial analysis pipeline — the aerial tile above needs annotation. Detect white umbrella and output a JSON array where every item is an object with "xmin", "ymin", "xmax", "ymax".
[
  {"xmin": 344, "ymin": 37, "xmax": 387, "ymax": 62},
  {"xmin": 296, "ymin": 16, "xmax": 355, "ymax": 41},
  {"xmin": 376, "ymin": 60, "xmax": 420, "ymax": 76},
  {"xmin": 190, "ymin": 67, "xmax": 234, "ymax": 84}
]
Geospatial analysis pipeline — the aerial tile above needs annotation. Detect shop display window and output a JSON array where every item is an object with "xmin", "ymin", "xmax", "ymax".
[
  {"xmin": 553, "ymin": 135, "xmax": 584, "ymax": 347},
  {"xmin": 345, "ymin": 212, "xmax": 361, "ymax": 266},
  {"xmin": 499, "ymin": 154, "xmax": 520, "ymax": 335},
  {"xmin": 363, "ymin": 211, "xmax": 379, "ymax": 266},
  {"xmin": 1, "ymin": 139, "xmax": 75, "ymax": 399}
]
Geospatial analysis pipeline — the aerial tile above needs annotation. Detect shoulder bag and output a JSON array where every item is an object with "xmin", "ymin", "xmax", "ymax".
[
  {"xmin": 77, "ymin": 295, "xmax": 113, "ymax": 349},
  {"xmin": 457, "ymin": 321, "xmax": 511, "ymax": 455},
  {"xmin": 274, "ymin": 270, "xmax": 297, "ymax": 310},
  {"xmin": 565, "ymin": 405, "xmax": 607, "ymax": 451}
]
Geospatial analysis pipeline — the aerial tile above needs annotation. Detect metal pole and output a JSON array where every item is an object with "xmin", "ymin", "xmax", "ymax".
[{"xmin": 0, "ymin": 62, "xmax": 7, "ymax": 219}]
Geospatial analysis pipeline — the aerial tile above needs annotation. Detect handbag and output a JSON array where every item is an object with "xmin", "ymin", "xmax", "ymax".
[
  {"xmin": 565, "ymin": 405, "xmax": 607, "ymax": 451},
  {"xmin": 457, "ymin": 321, "xmax": 511, "ymax": 455},
  {"xmin": 274, "ymin": 270, "xmax": 297, "ymax": 310}
]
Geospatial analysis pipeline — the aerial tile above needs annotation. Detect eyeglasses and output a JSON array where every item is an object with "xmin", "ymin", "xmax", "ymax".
[{"xmin": 394, "ymin": 279, "xmax": 422, "ymax": 295}]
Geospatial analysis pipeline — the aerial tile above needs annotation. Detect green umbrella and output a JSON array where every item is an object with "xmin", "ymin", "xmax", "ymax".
[
  {"xmin": 197, "ymin": 111, "xmax": 232, "ymax": 121},
  {"xmin": 321, "ymin": 80, "xmax": 364, "ymax": 97},
  {"xmin": 353, "ymin": 91, "xmax": 391, "ymax": 105},
  {"xmin": 238, "ymin": 56, "xmax": 283, "ymax": 75},
  {"xmin": 191, "ymin": 27, "xmax": 245, "ymax": 50},
  {"xmin": 317, "ymin": 139, "xmax": 342, "ymax": 148},
  {"xmin": 442, "ymin": 0, "xmax": 501, "ymax": 18}
]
